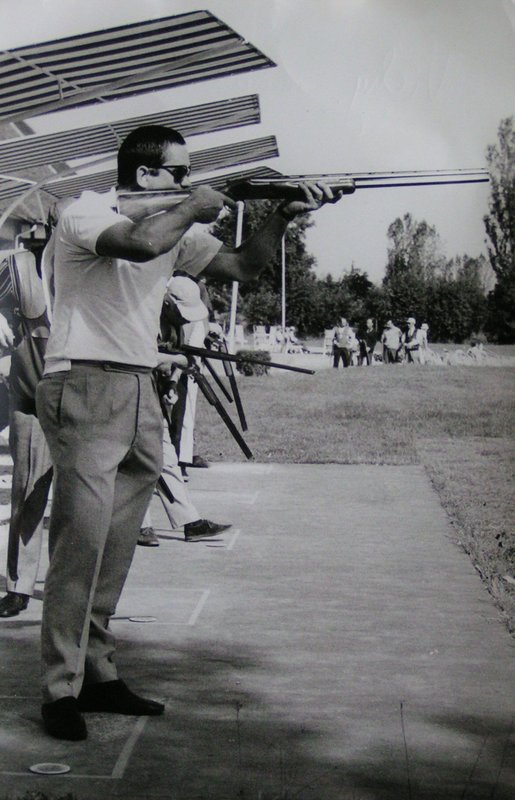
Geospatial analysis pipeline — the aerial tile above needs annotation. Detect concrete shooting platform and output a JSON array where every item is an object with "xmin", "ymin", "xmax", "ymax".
[{"xmin": 0, "ymin": 460, "xmax": 513, "ymax": 800}]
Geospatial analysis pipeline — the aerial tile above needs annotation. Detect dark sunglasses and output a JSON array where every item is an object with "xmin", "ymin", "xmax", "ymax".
[{"xmin": 159, "ymin": 164, "xmax": 191, "ymax": 183}]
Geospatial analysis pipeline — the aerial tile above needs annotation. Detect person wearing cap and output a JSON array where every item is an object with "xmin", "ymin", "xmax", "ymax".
[
  {"xmin": 35, "ymin": 124, "xmax": 342, "ymax": 741},
  {"xmin": 381, "ymin": 320, "xmax": 403, "ymax": 363},
  {"xmin": 137, "ymin": 275, "xmax": 230, "ymax": 547},
  {"xmin": 402, "ymin": 317, "xmax": 422, "ymax": 364},
  {"xmin": 418, "ymin": 322, "xmax": 430, "ymax": 364}
]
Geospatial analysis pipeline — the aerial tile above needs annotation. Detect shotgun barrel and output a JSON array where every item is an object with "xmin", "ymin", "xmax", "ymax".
[{"xmin": 181, "ymin": 344, "xmax": 316, "ymax": 375}]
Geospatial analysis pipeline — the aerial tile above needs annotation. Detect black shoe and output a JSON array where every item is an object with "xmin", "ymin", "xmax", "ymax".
[
  {"xmin": 137, "ymin": 527, "xmax": 160, "ymax": 547},
  {"xmin": 42, "ymin": 697, "xmax": 87, "ymax": 741},
  {"xmin": 0, "ymin": 592, "xmax": 29, "ymax": 618},
  {"xmin": 180, "ymin": 465, "xmax": 189, "ymax": 482},
  {"xmin": 184, "ymin": 519, "xmax": 232, "ymax": 542},
  {"xmin": 191, "ymin": 455, "xmax": 210, "ymax": 468},
  {"xmin": 77, "ymin": 679, "xmax": 164, "ymax": 716}
]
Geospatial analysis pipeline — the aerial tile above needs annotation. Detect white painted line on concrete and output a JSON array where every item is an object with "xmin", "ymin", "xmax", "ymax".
[
  {"xmin": 111, "ymin": 716, "xmax": 148, "ymax": 779},
  {"xmin": 1, "ymin": 711, "xmax": 148, "ymax": 781},
  {"xmin": 188, "ymin": 589, "xmax": 210, "ymax": 626},
  {"xmin": 227, "ymin": 530, "xmax": 241, "ymax": 551},
  {"xmin": 113, "ymin": 587, "xmax": 207, "ymax": 593},
  {"xmin": 2, "ymin": 769, "xmax": 114, "ymax": 780}
]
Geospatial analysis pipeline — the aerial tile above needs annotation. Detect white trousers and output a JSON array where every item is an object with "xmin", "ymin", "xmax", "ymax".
[{"xmin": 142, "ymin": 423, "xmax": 198, "ymax": 530}]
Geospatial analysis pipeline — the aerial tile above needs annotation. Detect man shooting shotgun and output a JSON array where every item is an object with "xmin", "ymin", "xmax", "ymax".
[{"xmin": 35, "ymin": 123, "xmax": 343, "ymax": 742}]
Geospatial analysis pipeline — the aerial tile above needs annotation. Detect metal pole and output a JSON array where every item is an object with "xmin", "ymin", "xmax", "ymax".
[
  {"xmin": 227, "ymin": 201, "xmax": 244, "ymax": 353},
  {"xmin": 281, "ymin": 234, "xmax": 286, "ymax": 336}
]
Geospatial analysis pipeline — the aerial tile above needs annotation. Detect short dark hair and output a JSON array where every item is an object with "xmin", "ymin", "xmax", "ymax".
[{"xmin": 117, "ymin": 125, "xmax": 186, "ymax": 187}]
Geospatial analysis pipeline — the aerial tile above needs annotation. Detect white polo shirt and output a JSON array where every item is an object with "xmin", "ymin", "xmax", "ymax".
[{"xmin": 44, "ymin": 189, "xmax": 222, "ymax": 372}]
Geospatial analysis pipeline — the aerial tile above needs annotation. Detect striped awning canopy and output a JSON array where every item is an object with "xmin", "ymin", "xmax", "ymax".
[
  {"xmin": 0, "ymin": 95, "xmax": 262, "ymax": 175},
  {"xmin": 0, "ymin": 10, "xmax": 275, "ymax": 123},
  {"xmin": 0, "ymin": 136, "xmax": 279, "ymax": 206}
]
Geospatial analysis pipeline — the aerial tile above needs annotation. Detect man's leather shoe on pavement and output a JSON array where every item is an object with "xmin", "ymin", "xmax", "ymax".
[
  {"xmin": 42, "ymin": 697, "xmax": 87, "ymax": 740},
  {"xmin": 184, "ymin": 519, "xmax": 232, "ymax": 542},
  {"xmin": 0, "ymin": 592, "xmax": 29, "ymax": 617},
  {"xmin": 77, "ymin": 679, "xmax": 164, "ymax": 716},
  {"xmin": 137, "ymin": 527, "xmax": 160, "ymax": 547},
  {"xmin": 191, "ymin": 455, "xmax": 210, "ymax": 468}
]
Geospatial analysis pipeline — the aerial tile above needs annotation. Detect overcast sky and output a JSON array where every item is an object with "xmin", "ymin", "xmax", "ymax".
[{"xmin": 1, "ymin": 0, "xmax": 514, "ymax": 283}]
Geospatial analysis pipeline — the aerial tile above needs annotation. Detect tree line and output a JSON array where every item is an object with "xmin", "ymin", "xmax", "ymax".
[{"xmin": 208, "ymin": 117, "xmax": 514, "ymax": 343}]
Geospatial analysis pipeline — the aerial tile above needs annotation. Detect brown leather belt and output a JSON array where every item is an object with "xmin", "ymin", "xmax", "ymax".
[{"xmin": 70, "ymin": 360, "xmax": 152, "ymax": 374}]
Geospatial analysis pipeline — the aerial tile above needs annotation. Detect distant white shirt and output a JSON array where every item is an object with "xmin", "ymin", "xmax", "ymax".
[{"xmin": 44, "ymin": 188, "xmax": 222, "ymax": 372}]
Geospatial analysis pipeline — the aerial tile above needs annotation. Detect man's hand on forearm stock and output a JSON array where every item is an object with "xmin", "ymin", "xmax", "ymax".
[
  {"xmin": 201, "ymin": 181, "xmax": 343, "ymax": 282},
  {"xmin": 278, "ymin": 181, "xmax": 344, "ymax": 220}
]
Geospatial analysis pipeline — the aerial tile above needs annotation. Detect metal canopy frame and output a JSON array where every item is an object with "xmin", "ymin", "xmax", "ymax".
[
  {"xmin": 0, "ymin": 95, "xmax": 263, "ymax": 175},
  {"xmin": 0, "ymin": 10, "xmax": 276, "ymax": 123}
]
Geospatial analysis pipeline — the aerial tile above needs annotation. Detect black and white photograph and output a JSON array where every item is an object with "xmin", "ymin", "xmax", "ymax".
[{"xmin": 0, "ymin": 1, "xmax": 513, "ymax": 798}]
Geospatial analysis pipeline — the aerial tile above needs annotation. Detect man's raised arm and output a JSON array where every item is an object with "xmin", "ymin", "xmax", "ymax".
[
  {"xmin": 201, "ymin": 181, "xmax": 343, "ymax": 282},
  {"xmin": 97, "ymin": 186, "xmax": 236, "ymax": 263}
]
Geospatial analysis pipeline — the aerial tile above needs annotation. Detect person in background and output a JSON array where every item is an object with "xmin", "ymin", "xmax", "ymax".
[
  {"xmin": 419, "ymin": 322, "xmax": 429, "ymax": 364},
  {"xmin": 358, "ymin": 318, "xmax": 376, "ymax": 366},
  {"xmin": 381, "ymin": 320, "xmax": 402, "ymax": 364},
  {"xmin": 0, "ymin": 252, "xmax": 53, "ymax": 620},
  {"xmin": 332, "ymin": 317, "xmax": 355, "ymax": 368},
  {"xmin": 402, "ymin": 317, "xmax": 422, "ymax": 364},
  {"xmin": 138, "ymin": 276, "xmax": 230, "ymax": 547},
  {"xmin": 178, "ymin": 276, "xmax": 212, "ymax": 476}
]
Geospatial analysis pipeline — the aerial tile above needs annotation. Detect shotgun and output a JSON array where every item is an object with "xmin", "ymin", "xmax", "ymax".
[
  {"xmin": 117, "ymin": 168, "xmax": 489, "ymax": 219},
  {"xmin": 180, "ymin": 344, "xmax": 316, "ymax": 375}
]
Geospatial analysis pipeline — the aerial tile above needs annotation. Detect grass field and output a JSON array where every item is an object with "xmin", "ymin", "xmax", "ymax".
[{"xmin": 195, "ymin": 358, "xmax": 515, "ymax": 634}]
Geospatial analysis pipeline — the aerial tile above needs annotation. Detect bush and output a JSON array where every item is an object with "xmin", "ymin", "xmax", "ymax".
[{"xmin": 235, "ymin": 349, "xmax": 271, "ymax": 376}]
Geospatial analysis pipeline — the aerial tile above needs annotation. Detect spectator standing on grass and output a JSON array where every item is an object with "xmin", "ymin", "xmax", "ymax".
[
  {"xmin": 332, "ymin": 317, "xmax": 356, "ymax": 368},
  {"xmin": 358, "ymin": 318, "xmax": 376, "ymax": 366},
  {"xmin": 402, "ymin": 317, "xmax": 422, "ymax": 364},
  {"xmin": 381, "ymin": 320, "xmax": 402, "ymax": 364},
  {"xmin": 418, "ymin": 322, "xmax": 429, "ymax": 364}
]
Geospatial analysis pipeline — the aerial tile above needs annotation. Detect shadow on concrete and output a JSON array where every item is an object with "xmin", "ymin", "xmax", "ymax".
[{"xmin": 0, "ymin": 631, "xmax": 513, "ymax": 799}]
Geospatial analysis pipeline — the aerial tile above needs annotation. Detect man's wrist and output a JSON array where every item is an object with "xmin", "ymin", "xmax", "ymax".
[{"xmin": 277, "ymin": 203, "xmax": 297, "ymax": 222}]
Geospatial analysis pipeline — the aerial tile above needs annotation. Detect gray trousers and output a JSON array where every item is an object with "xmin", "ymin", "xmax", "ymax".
[
  {"xmin": 7, "ymin": 409, "xmax": 53, "ymax": 595},
  {"xmin": 36, "ymin": 363, "xmax": 163, "ymax": 703}
]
